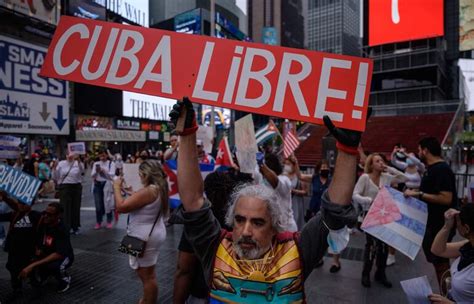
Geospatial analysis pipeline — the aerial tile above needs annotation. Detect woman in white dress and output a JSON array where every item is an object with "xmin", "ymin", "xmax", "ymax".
[{"xmin": 113, "ymin": 159, "xmax": 169, "ymax": 304}]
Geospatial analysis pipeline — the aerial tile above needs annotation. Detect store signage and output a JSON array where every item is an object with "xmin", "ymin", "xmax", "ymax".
[
  {"xmin": 96, "ymin": 0, "xmax": 148, "ymax": 27},
  {"xmin": 148, "ymin": 131, "xmax": 159, "ymax": 140},
  {"xmin": 76, "ymin": 129, "xmax": 146, "ymax": 141},
  {"xmin": 123, "ymin": 91, "xmax": 175, "ymax": 121},
  {"xmin": 0, "ymin": 135, "xmax": 21, "ymax": 159},
  {"xmin": 68, "ymin": 0, "xmax": 106, "ymax": 20},
  {"xmin": 0, "ymin": 36, "xmax": 69, "ymax": 135},
  {"xmin": 41, "ymin": 17, "xmax": 373, "ymax": 131},
  {"xmin": 369, "ymin": 0, "xmax": 444, "ymax": 46},
  {"xmin": 460, "ymin": 0, "xmax": 474, "ymax": 51},
  {"xmin": 0, "ymin": 0, "xmax": 60, "ymax": 25},
  {"xmin": 116, "ymin": 118, "xmax": 140, "ymax": 130},
  {"xmin": 76, "ymin": 115, "xmax": 113, "ymax": 130}
]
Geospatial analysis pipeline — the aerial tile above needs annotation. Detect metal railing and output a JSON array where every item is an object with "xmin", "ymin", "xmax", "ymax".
[{"xmin": 455, "ymin": 173, "xmax": 474, "ymax": 200}]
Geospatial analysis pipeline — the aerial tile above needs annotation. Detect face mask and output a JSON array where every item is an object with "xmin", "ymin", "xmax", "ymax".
[
  {"xmin": 325, "ymin": 224, "xmax": 350, "ymax": 254},
  {"xmin": 320, "ymin": 169, "xmax": 330, "ymax": 178},
  {"xmin": 283, "ymin": 165, "xmax": 293, "ymax": 174},
  {"xmin": 406, "ymin": 158, "xmax": 415, "ymax": 166}
]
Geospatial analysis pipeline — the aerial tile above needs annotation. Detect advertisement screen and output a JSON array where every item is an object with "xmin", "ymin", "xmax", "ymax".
[
  {"xmin": 95, "ymin": 0, "xmax": 148, "ymax": 27},
  {"xmin": 460, "ymin": 0, "xmax": 474, "ymax": 51},
  {"xmin": 123, "ymin": 92, "xmax": 176, "ymax": 121},
  {"xmin": 174, "ymin": 8, "xmax": 201, "ymax": 34},
  {"xmin": 68, "ymin": 0, "xmax": 106, "ymax": 20},
  {"xmin": 369, "ymin": 0, "xmax": 444, "ymax": 46},
  {"xmin": 1, "ymin": 0, "xmax": 60, "ymax": 24}
]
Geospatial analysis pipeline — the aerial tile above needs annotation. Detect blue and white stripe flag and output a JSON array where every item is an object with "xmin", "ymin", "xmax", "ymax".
[
  {"xmin": 362, "ymin": 186, "xmax": 428, "ymax": 260},
  {"xmin": 255, "ymin": 120, "xmax": 279, "ymax": 145},
  {"xmin": 163, "ymin": 160, "xmax": 215, "ymax": 209}
]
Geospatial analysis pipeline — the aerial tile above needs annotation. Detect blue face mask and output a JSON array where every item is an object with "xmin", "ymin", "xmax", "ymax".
[
  {"xmin": 324, "ymin": 222, "xmax": 350, "ymax": 254},
  {"xmin": 406, "ymin": 159, "xmax": 415, "ymax": 166}
]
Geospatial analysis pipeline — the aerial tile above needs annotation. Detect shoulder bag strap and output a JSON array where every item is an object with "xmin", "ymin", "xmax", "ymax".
[{"xmin": 59, "ymin": 161, "xmax": 75, "ymax": 185}]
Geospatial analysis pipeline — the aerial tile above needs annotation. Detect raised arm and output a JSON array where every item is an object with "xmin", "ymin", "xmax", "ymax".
[
  {"xmin": 431, "ymin": 209, "xmax": 467, "ymax": 258},
  {"xmin": 169, "ymin": 98, "xmax": 203, "ymax": 212}
]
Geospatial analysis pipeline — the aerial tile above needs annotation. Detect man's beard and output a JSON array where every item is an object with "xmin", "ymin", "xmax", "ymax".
[{"xmin": 233, "ymin": 236, "xmax": 270, "ymax": 260}]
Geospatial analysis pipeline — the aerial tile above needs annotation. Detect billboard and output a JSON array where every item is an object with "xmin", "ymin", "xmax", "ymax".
[
  {"xmin": 123, "ymin": 92, "xmax": 176, "ymax": 121},
  {"xmin": 174, "ymin": 8, "xmax": 201, "ymax": 34},
  {"xmin": 0, "ymin": 0, "xmax": 60, "ymax": 24},
  {"xmin": 459, "ymin": 59, "xmax": 474, "ymax": 111},
  {"xmin": 97, "ymin": 0, "xmax": 148, "ymax": 27},
  {"xmin": 262, "ymin": 27, "xmax": 278, "ymax": 45},
  {"xmin": 369, "ymin": 0, "xmax": 444, "ymax": 46},
  {"xmin": 0, "ymin": 36, "xmax": 69, "ymax": 135},
  {"xmin": 68, "ymin": 0, "xmax": 106, "ymax": 20},
  {"xmin": 460, "ymin": 0, "xmax": 474, "ymax": 51}
]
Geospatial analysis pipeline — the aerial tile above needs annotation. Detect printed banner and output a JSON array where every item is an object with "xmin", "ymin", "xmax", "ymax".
[
  {"xmin": 0, "ymin": 163, "xmax": 42, "ymax": 205},
  {"xmin": 67, "ymin": 142, "xmax": 86, "ymax": 155},
  {"xmin": 41, "ymin": 17, "xmax": 373, "ymax": 131},
  {"xmin": 362, "ymin": 186, "xmax": 428, "ymax": 260},
  {"xmin": 0, "ymin": 135, "xmax": 21, "ymax": 159},
  {"xmin": 0, "ymin": 35, "xmax": 69, "ymax": 135}
]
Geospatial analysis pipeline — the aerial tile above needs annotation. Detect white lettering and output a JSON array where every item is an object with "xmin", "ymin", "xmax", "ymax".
[
  {"xmin": 53, "ymin": 23, "xmax": 89, "ymax": 75},
  {"xmin": 223, "ymin": 46, "xmax": 243, "ymax": 104},
  {"xmin": 235, "ymin": 48, "xmax": 275, "ymax": 108},
  {"xmin": 314, "ymin": 58, "xmax": 351, "ymax": 122},
  {"xmin": 273, "ymin": 53, "xmax": 311, "ymax": 116},
  {"xmin": 82, "ymin": 26, "xmax": 119, "ymax": 80},
  {"xmin": 192, "ymin": 42, "xmax": 219, "ymax": 101}
]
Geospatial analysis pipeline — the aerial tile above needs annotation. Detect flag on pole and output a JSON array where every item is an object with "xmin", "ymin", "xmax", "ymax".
[
  {"xmin": 283, "ymin": 120, "xmax": 300, "ymax": 158},
  {"xmin": 162, "ymin": 160, "xmax": 215, "ymax": 209},
  {"xmin": 255, "ymin": 120, "xmax": 280, "ymax": 145},
  {"xmin": 215, "ymin": 136, "xmax": 234, "ymax": 170}
]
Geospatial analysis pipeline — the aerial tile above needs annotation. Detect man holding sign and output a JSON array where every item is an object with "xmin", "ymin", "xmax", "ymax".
[{"xmin": 169, "ymin": 98, "xmax": 360, "ymax": 303}]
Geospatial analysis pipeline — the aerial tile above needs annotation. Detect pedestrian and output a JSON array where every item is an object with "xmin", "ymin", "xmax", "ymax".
[
  {"xmin": 53, "ymin": 152, "xmax": 84, "ymax": 234},
  {"xmin": 168, "ymin": 97, "xmax": 358, "ymax": 302},
  {"xmin": 404, "ymin": 137, "xmax": 457, "ymax": 288},
  {"xmin": 23, "ymin": 153, "xmax": 40, "ymax": 178},
  {"xmin": 113, "ymin": 159, "xmax": 168, "ymax": 304},
  {"xmin": 353, "ymin": 153, "xmax": 408, "ymax": 288},
  {"xmin": 256, "ymin": 152, "xmax": 298, "ymax": 232},
  {"xmin": 91, "ymin": 150, "xmax": 115, "ymax": 229},
  {"xmin": 18, "ymin": 202, "xmax": 74, "ymax": 295},
  {"xmin": 164, "ymin": 134, "xmax": 179, "ymax": 161},
  {"xmin": 196, "ymin": 139, "xmax": 214, "ymax": 164},
  {"xmin": 428, "ymin": 205, "xmax": 474, "ymax": 303},
  {"xmin": 283, "ymin": 156, "xmax": 307, "ymax": 230},
  {"xmin": 0, "ymin": 192, "xmax": 41, "ymax": 296}
]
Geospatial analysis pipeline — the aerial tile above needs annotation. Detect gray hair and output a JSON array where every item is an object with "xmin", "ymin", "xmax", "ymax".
[{"xmin": 225, "ymin": 183, "xmax": 286, "ymax": 232}]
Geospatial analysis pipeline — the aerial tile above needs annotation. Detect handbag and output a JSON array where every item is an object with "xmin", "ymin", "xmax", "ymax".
[
  {"xmin": 118, "ymin": 209, "xmax": 161, "ymax": 257},
  {"xmin": 42, "ymin": 180, "xmax": 56, "ymax": 194}
]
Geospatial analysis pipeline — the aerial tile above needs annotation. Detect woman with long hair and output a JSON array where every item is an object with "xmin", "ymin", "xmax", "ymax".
[
  {"xmin": 283, "ymin": 156, "xmax": 308, "ymax": 231},
  {"xmin": 353, "ymin": 153, "xmax": 408, "ymax": 288},
  {"xmin": 113, "ymin": 159, "xmax": 169, "ymax": 304}
]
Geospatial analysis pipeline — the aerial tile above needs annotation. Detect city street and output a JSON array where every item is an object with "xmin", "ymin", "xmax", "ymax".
[{"xmin": 0, "ymin": 171, "xmax": 440, "ymax": 304}]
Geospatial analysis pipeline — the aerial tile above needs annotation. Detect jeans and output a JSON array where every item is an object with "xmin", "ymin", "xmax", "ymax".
[{"xmin": 93, "ymin": 181, "xmax": 112, "ymax": 224}]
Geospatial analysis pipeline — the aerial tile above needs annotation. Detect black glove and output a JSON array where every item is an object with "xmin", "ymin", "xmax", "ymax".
[
  {"xmin": 323, "ymin": 108, "xmax": 371, "ymax": 154},
  {"xmin": 169, "ymin": 97, "xmax": 198, "ymax": 135}
]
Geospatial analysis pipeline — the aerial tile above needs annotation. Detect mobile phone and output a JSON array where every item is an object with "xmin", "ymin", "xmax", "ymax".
[
  {"xmin": 256, "ymin": 152, "xmax": 264, "ymax": 166},
  {"xmin": 115, "ymin": 168, "xmax": 121, "ymax": 176}
]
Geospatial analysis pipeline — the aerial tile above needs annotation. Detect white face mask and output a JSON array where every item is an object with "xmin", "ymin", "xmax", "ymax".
[
  {"xmin": 326, "ymin": 224, "xmax": 350, "ymax": 254},
  {"xmin": 283, "ymin": 165, "xmax": 293, "ymax": 174}
]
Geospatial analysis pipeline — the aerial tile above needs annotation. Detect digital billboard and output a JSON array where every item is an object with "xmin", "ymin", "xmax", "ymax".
[
  {"xmin": 460, "ymin": 0, "xmax": 474, "ymax": 51},
  {"xmin": 68, "ymin": 0, "xmax": 106, "ymax": 20},
  {"xmin": 369, "ymin": 0, "xmax": 444, "ymax": 46},
  {"xmin": 0, "ymin": 0, "xmax": 60, "ymax": 24}
]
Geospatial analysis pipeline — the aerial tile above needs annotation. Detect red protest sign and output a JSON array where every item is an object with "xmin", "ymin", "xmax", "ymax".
[{"xmin": 41, "ymin": 17, "xmax": 373, "ymax": 131}]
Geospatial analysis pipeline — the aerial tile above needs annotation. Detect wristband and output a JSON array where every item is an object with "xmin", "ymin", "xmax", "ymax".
[{"xmin": 336, "ymin": 142, "xmax": 358, "ymax": 155}]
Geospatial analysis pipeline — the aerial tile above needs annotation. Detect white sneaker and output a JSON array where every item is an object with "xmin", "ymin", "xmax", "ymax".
[{"xmin": 386, "ymin": 254, "xmax": 396, "ymax": 266}]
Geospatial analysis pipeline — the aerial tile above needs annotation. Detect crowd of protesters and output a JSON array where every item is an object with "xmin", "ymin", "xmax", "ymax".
[{"xmin": 0, "ymin": 101, "xmax": 473, "ymax": 303}]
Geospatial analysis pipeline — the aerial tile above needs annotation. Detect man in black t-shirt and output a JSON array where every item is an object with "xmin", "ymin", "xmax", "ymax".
[
  {"xmin": 18, "ymin": 202, "xmax": 74, "ymax": 293},
  {"xmin": 0, "ymin": 192, "xmax": 41, "ymax": 294},
  {"xmin": 404, "ymin": 137, "xmax": 456, "ymax": 287}
]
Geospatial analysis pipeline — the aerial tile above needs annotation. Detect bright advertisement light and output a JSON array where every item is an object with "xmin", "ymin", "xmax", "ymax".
[
  {"xmin": 369, "ymin": 0, "xmax": 444, "ymax": 46},
  {"xmin": 123, "ymin": 92, "xmax": 175, "ymax": 121}
]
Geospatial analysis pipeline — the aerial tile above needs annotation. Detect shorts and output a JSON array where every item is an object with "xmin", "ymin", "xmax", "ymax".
[{"xmin": 422, "ymin": 225, "xmax": 455, "ymax": 265}]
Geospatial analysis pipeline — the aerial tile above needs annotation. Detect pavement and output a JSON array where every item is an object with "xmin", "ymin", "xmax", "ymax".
[{"xmin": 0, "ymin": 172, "xmax": 440, "ymax": 304}]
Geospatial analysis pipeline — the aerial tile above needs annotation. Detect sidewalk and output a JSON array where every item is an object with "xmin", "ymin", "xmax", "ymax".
[{"xmin": 0, "ymin": 176, "xmax": 439, "ymax": 303}]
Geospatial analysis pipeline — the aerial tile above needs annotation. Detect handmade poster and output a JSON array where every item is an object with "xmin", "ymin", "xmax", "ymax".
[
  {"xmin": 361, "ymin": 186, "xmax": 428, "ymax": 260},
  {"xmin": 40, "ymin": 16, "xmax": 373, "ymax": 131},
  {"xmin": 197, "ymin": 125, "xmax": 213, "ymax": 154},
  {"xmin": 122, "ymin": 163, "xmax": 142, "ymax": 192},
  {"xmin": 0, "ymin": 163, "xmax": 42, "ymax": 205},
  {"xmin": 67, "ymin": 142, "xmax": 86, "ymax": 155},
  {"xmin": 234, "ymin": 114, "xmax": 258, "ymax": 174},
  {"xmin": 0, "ymin": 135, "xmax": 21, "ymax": 159},
  {"xmin": 400, "ymin": 276, "xmax": 432, "ymax": 304}
]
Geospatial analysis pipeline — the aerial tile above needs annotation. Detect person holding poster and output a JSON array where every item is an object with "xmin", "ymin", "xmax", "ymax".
[
  {"xmin": 428, "ymin": 205, "xmax": 474, "ymax": 303},
  {"xmin": 168, "ymin": 98, "xmax": 359, "ymax": 303},
  {"xmin": 113, "ymin": 159, "xmax": 169, "ymax": 304},
  {"xmin": 353, "ymin": 153, "xmax": 408, "ymax": 288},
  {"xmin": 91, "ymin": 150, "xmax": 115, "ymax": 229},
  {"xmin": 53, "ymin": 152, "xmax": 84, "ymax": 234},
  {"xmin": 164, "ymin": 134, "xmax": 179, "ymax": 161}
]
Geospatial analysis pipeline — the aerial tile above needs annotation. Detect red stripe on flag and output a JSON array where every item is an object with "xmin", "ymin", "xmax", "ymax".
[{"xmin": 283, "ymin": 132, "xmax": 300, "ymax": 158}]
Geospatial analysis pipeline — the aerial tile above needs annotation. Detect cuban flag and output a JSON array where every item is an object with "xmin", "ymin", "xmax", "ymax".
[
  {"xmin": 162, "ymin": 160, "xmax": 215, "ymax": 209},
  {"xmin": 361, "ymin": 186, "xmax": 428, "ymax": 260},
  {"xmin": 215, "ymin": 136, "xmax": 234, "ymax": 171}
]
